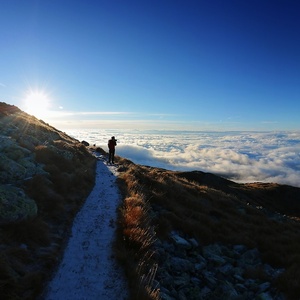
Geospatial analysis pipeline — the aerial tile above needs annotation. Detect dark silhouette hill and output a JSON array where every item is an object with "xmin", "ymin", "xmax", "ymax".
[{"xmin": 177, "ymin": 170, "xmax": 300, "ymax": 216}]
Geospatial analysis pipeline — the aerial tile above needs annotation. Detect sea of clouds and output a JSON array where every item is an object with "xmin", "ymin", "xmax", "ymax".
[{"xmin": 66, "ymin": 129, "xmax": 300, "ymax": 188}]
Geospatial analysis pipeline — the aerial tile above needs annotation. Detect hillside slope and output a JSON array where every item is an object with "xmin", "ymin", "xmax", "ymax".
[
  {"xmin": 2, "ymin": 102, "xmax": 300, "ymax": 300},
  {"xmin": 0, "ymin": 102, "xmax": 96, "ymax": 299},
  {"xmin": 115, "ymin": 159, "xmax": 300, "ymax": 300}
]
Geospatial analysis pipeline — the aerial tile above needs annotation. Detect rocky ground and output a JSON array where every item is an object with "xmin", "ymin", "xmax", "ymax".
[{"xmin": 155, "ymin": 231, "xmax": 285, "ymax": 300}]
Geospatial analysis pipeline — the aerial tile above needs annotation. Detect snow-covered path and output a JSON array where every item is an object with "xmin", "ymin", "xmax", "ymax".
[{"xmin": 44, "ymin": 159, "xmax": 128, "ymax": 300}]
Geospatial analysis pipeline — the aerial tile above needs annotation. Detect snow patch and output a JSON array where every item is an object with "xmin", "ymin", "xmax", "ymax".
[{"xmin": 44, "ymin": 160, "xmax": 128, "ymax": 299}]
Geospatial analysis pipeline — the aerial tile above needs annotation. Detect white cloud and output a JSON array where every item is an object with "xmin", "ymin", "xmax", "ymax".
[{"xmin": 67, "ymin": 129, "xmax": 300, "ymax": 187}]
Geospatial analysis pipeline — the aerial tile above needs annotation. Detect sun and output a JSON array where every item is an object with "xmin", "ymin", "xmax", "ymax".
[{"xmin": 23, "ymin": 90, "xmax": 51, "ymax": 119}]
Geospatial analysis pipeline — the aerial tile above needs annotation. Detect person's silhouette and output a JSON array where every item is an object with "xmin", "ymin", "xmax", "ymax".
[{"xmin": 108, "ymin": 136, "xmax": 117, "ymax": 164}]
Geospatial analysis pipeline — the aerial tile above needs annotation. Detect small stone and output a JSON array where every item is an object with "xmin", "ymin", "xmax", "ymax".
[
  {"xmin": 258, "ymin": 282, "xmax": 271, "ymax": 293},
  {"xmin": 173, "ymin": 273, "xmax": 190, "ymax": 287},
  {"xmin": 256, "ymin": 292, "xmax": 274, "ymax": 300},
  {"xmin": 233, "ymin": 244, "xmax": 247, "ymax": 253},
  {"xmin": 200, "ymin": 286, "xmax": 211, "ymax": 297},
  {"xmin": 160, "ymin": 290, "xmax": 176, "ymax": 300},
  {"xmin": 170, "ymin": 232, "xmax": 192, "ymax": 250},
  {"xmin": 20, "ymin": 244, "xmax": 28, "ymax": 250},
  {"xmin": 188, "ymin": 238, "xmax": 199, "ymax": 248},
  {"xmin": 169, "ymin": 257, "xmax": 193, "ymax": 272}
]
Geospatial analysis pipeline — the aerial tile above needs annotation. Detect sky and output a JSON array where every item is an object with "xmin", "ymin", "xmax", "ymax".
[{"xmin": 1, "ymin": 0, "xmax": 300, "ymax": 131}]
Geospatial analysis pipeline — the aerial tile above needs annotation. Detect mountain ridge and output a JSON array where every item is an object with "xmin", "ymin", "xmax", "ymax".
[{"xmin": 1, "ymin": 102, "xmax": 300, "ymax": 299}]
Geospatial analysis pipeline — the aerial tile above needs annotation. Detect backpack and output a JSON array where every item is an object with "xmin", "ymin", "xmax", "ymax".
[{"xmin": 108, "ymin": 139, "xmax": 116, "ymax": 150}]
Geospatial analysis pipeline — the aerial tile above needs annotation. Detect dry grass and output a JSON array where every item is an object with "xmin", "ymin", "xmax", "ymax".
[
  {"xmin": 115, "ymin": 158, "xmax": 160, "ymax": 300},
  {"xmin": 115, "ymin": 158, "xmax": 300, "ymax": 300}
]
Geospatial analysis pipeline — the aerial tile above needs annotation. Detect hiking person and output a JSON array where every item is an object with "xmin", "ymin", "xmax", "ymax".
[{"xmin": 108, "ymin": 136, "xmax": 117, "ymax": 164}]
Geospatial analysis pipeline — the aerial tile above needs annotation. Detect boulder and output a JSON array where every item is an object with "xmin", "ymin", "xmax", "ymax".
[
  {"xmin": 0, "ymin": 154, "xmax": 26, "ymax": 182},
  {"xmin": 0, "ymin": 185, "xmax": 38, "ymax": 224},
  {"xmin": 81, "ymin": 140, "xmax": 89, "ymax": 146}
]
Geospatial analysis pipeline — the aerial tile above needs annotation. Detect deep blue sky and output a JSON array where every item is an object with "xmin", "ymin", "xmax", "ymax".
[{"xmin": 1, "ymin": 0, "xmax": 300, "ymax": 130}]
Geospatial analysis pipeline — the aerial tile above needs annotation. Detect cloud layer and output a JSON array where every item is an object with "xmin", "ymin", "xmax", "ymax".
[{"xmin": 68, "ymin": 130, "xmax": 300, "ymax": 187}]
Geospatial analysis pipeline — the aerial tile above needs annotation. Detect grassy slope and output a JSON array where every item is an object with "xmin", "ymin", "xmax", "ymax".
[{"xmin": 115, "ymin": 157, "xmax": 300, "ymax": 300}]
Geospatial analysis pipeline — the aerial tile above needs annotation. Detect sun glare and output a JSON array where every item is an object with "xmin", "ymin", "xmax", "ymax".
[{"xmin": 23, "ymin": 90, "xmax": 50, "ymax": 119}]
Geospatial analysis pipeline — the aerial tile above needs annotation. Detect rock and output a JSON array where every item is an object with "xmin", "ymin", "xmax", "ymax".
[
  {"xmin": 235, "ymin": 283, "xmax": 247, "ymax": 293},
  {"xmin": 17, "ymin": 134, "xmax": 43, "ymax": 151},
  {"xmin": 178, "ymin": 289, "xmax": 188, "ymax": 300},
  {"xmin": 244, "ymin": 278, "xmax": 257, "ymax": 289},
  {"xmin": 160, "ymin": 290, "xmax": 176, "ymax": 300},
  {"xmin": 170, "ymin": 232, "xmax": 192, "ymax": 250},
  {"xmin": 190, "ymin": 276, "xmax": 201, "ymax": 286},
  {"xmin": 199, "ymin": 286, "xmax": 211, "ymax": 298},
  {"xmin": 0, "ymin": 136, "xmax": 46, "ymax": 184},
  {"xmin": 194, "ymin": 261, "xmax": 206, "ymax": 272},
  {"xmin": 173, "ymin": 273, "xmax": 190, "ymax": 288},
  {"xmin": 207, "ymin": 253, "xmax": 226, "ymax": 266},
  {"xmin": 169, "ymin": 257, "xmax": 193, "ymax": 273},
  {"xmin": 188, "ymin": 238, "xmax": 199, "ymax": 248},
  {"xmin": 19, "ymin": 157, "xmax": 47, "ymax": 178},
  {"xmin": 153, "ymin": 232, "xmax": 285, "ymax": 300},
  {"xmin": 233, "ymin": 273, "xmax": 244, "ymax": 282},
  {"xmin": 162, "ymin": 241, "xmax": 175, "ymax": 253},
  {"xmin": 233, "ymin": 244, "xmax": 248, "ymax": 254},
  {"xmin": 202, "ymin": 243, "xmax": 223, "ymax": 257},
  {"xmin": 202, "ymin": 244, "xmax": 227, "ymax": 266},
  {"xmin": 219, "ymin": 280, "xmax": 239, "ymax": 297},
  {"xmin": 256, "ymin": 291, "xmax": 274, "ymax": 300},
  {"xmin": 0, "ymin": 154, "xmax": 26, "ymax": 182},
  {"xmin": 258, "ymin": 282, "xmax": 271, "ymax": 293},
  {"xmin": 81, "ymin": 140, "xmax": 89, "ymax": 146},
  {"xmin": 0, "ymin": 185, "xmax": 38, "ymax": 224},
  {"xmin": 158, "ymin": 270, "xmax": 174, "ymax": 287},
  {"xmin": 0, "ymin": 136, "xmax": 16, "ymax": 151},
  {"xmin": 264, "ymin": 264, "xmax": 285, "ymax": 279},
  {"xmin": 202, "ymin": 270, "xmax": 217, "ymax": 287},
  {"xmin": 239, "ymin": 248, "xmax": 261, "ymax": 267},
  {"xmin": 218, "ymin": 263, "xmax": 234, "ymax": 276},
  {"xmin": 20, "ymin": 243, "xmax": 28, "ymax": 249}
]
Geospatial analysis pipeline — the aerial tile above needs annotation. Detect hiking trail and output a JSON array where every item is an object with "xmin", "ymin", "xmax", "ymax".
[{"xmin": 44, "ymin": 158, "xmax": 128, "ymax": 300}]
